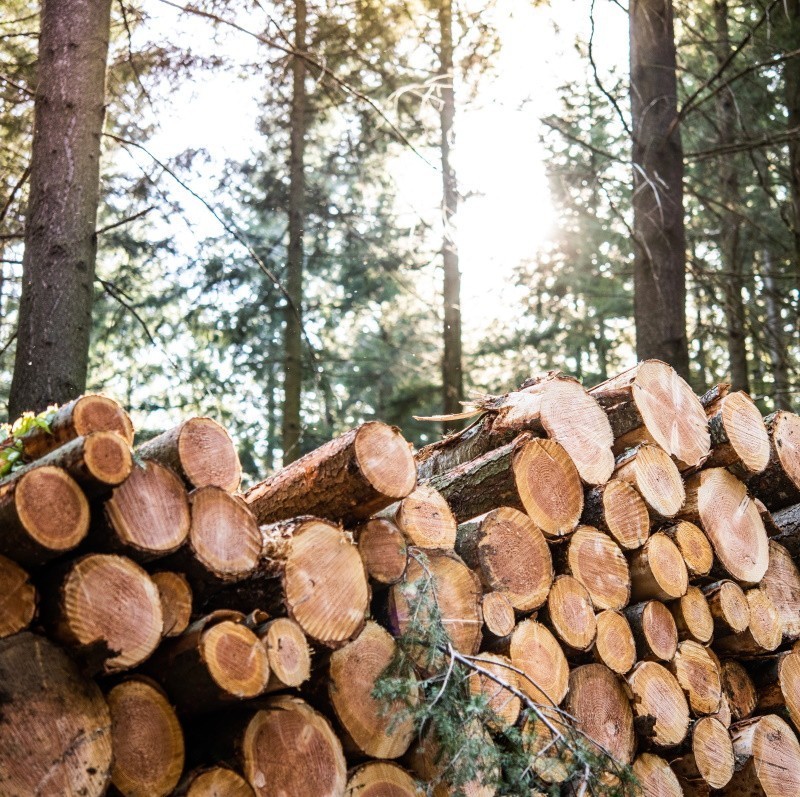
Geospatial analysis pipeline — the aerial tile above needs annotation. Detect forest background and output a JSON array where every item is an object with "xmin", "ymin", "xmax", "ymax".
[{"xmin": 1, "ymin": 0, "xmax": 798, "ymax": 481}]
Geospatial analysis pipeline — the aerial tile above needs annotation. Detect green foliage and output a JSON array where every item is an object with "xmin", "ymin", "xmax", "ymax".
[
  {"xmin": 373, "ymin": 551, "xmax": 637, "ymax": 796},
  {"xmin": 0, "ymin": 405, "xmax": 56, "ymax": 477}
]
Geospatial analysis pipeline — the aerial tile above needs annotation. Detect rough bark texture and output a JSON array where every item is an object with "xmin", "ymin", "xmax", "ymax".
[
  {"xmin": 748, "ymin": 411, "xmax": 800, "ymax": 511},
  {"xmin": 9, "ymin": 0, "xmax": 112, "ymax": 417},
  {"xmin": 786, "ymin": 1, "xmax": 800, "ymax": 289},
  {"xmin": 629, "ymin": 0, "xmax": 689, "ymax": 375}
]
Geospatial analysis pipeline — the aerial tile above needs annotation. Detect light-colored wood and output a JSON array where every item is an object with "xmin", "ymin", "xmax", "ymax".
[
  {"xmin": 631, "ymin": 753, "xmax": 683, "ymax": 797},
  {"xmin": 356, "ymin": 518, "xmax": 408, "ymax": 585},
  {"xmin": 672, "ymin": 716, "xmax": 734, "ymax": 790},
  {"xmin": 543, "ymin": 574, "xmax": 597, "ymax": 651},
  {"xmin": 761, "ymin": 539, "xmax": 800, "ymax": 640},
  {"xmin": 564, "ymin": 663, "xmax": 636, "ymax": 765},
  {"xmin": 456, "ymin": 506, "xmax": 553, "ymax": 611},
  {"xmin": 753, "ymin": 651, "xmax": 800, "ymax": 733},
  {"xmin": 719, "ymin": 660, "xmax": 757, "ymax": 723},
  {"xmin": 583, "ymin": 478, "xmax": 651, "ymax": 550},
  {"xmin": 256, "ymin": 617, "xmax": 311, "ymax": 691},
  {"xmin": 384, "ymin": 484, "xmax": 457, "ymax": 549},
  {"xmin": 629, "ymin": 532, "xmax": 688, "ymax": 602},
  {"xmin": 505, "ymin": 619, "xmax": 569, "ymax": 707},
  {"xmin": 345, "ymin": 763, "xmax": 422, "ymax": 797},
  {"xmin": 669, "ymin": 640, "xmax": 723, "ymax": 716},
  {"xmin": 0, "ymin": 554, "xmax": 36, "ymax": 639},
  {"xmin": 244, "ymin": 421, "xmax": 416, "ymax": 525},
  {"xmin": 627, "ymin": 660, "xmax": 690, "ymax": 747},
  {"xmin": 681, "ymin": 468, "xmax": 769, "ymax": 585},
  {"xmin": 467, "ymin": 652, "xmax": 521, "ymax": 729},
  {"xmin": 174, "ymin": 767, "xmax": 255, "ymax": 797},
  {"xmin": 564, "ymin": 525, "xmax": 630, "ymax": 610},
  {"xmin": 702, "ymin": 580, "xmax": 750, "ymax": 636},
  {"xmin": 0, "ymin": 632, "xmax": 113, "ymax": 797},
  {"xmin": 748, "ymin": 411, "xmax": 800, "ymax": 510},
  {"xmin": 151, "ymin": 571, "xmax": 192, "ymax": 638},
  {"xmin": 481, "ymin": 591, "xmax": 516, "ymax": 638},
  {"xmin": 715, "ymin": 589, "xmax": 782, "ymax": 655},
  {"xmin": 614, "ymin": 443, "xmax": 685, "ymax": 518},
  {"xmin": 662, "ymin": 521, "xmax": 713, "ymax": 578},
  {"xmin": 704, "ymin": 390, "xmax": 770, "ymax": 477},
  {"xmin": 107, "ymin": 677, "xmax": 185, "ymax": 797},
  {"xmin": 593, "ymin": 609, "xmax": 636, "ymax": 675},
  {"xmin": 624, "ymin": 599, "xmax": 679, "ymax": 662},
  {"xmin": 669, "ymin": 586, "xmax": 714, "ymax": 645}
]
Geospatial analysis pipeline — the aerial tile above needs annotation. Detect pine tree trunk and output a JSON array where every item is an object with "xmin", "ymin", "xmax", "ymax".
[
  {"xmin": 282, "ymin": 0, "xmax": 307, "ymax": 464},
  {"xmin": 629, "ymin": 0, "xmax": 689, "ymax": 376},
  {"xmin": 762, "ymin": 249, "xmax": 792, "ymax": 409},
  {"xmin": 9, "ymin": 0, "xmax": 112, "ymax": 417},
  {"xmin": 786, "ymin": 0, "xmax": 800, "ymax": 284},
  {"xmin": 438, "ymin": 0, "xmax": 463, "ymax": 433}
]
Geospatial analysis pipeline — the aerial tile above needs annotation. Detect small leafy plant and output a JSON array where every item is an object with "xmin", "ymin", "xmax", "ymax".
[{"xmin": 0, "ymin": 406, "xmax": 57, "ymax": 477}]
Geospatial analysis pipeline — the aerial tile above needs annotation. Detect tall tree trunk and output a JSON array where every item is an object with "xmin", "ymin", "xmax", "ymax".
[
  {"xmin": 763, "ymin": 249, "xmax": 792, "ymax": 410},
  {"xmin": 786, "ymin": 0, "xmax": 800, "ymax": 280},
  {"xmin": 629, "ymin": 0, "xmax": 689, "ymax": 377},
  {"xmin": 714, "ymin": 0, "xmax": 749, "ymax": 392},
  {"xmin": 438, "ymin": 0, "xmax": 463, "ymax": 434},
  {"xmin": 9, "ymin": 0, "xmax": 112, "ymax": 419},
  {"xmin": 282, "ymin": 0, "xmax": 307, "ymax": 465}
]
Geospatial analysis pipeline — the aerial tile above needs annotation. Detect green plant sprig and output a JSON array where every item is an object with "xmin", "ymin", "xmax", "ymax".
[{"xmin": 0, "ymin": 406, "xmax": 57, "ymax": 478}]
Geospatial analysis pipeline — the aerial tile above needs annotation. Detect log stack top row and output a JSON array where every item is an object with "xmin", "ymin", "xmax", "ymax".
[{"xmin": 2, "ymin": 360, "xmax": 800, "ymax": 796}]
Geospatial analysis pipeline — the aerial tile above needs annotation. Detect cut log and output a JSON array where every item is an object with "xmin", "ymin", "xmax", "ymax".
[
  {"xmin": 481, "ymin": 591, "xmax": 515, "ymax": 638},
  {"xmin": 356, "ymin": 518, "xmax": 408, "ymax": 585},
  {"xmin": 712, "ymin": 694, "xmax": 733, "ymax": 730},
  {"xmin": 629, "ymin": 532, "xmax": 688, "ymax": 602},
  {"xmin": 627, "ymin": 660, "xmax": 691, "ymax": 747},
  {"xmin": 614, "ymin": 444, "xmax": 685, "ymax": 519},
  {"xmin": 3, "ymin": 431, "xmax": 132, "ymax": 494},
  {"xmin": 542, "ymin": 574, "xmax": 597, "ymax": 652},
  {"xmin": 380, "ymin": 484, "xmax": 457, "ymax": 549},
  {"xmin": 45, "ymin": 553, "xmax": 163, "ymax": 672},
  {"xmin": 669, "ymin": 640, "xmax": 723, "ymax": 716},
  {"xmin": 564, "ymin": 663, "xmax": 636, "ymax": 764},
  {"xmin": 159, "ymin": 617, "xmax": 270, "ymax": 712},
  {"xmin": 725, "ymin": 715, "xmax": 800, "ymax": 797},
  {"xmin": 761, "ymin": 540, "xmax": 800, "ymax": 641},
  {"xmin": 103, "ymin": 461, "xmax": 191, "ymax": 560},
  {"xmin": 0, "ymin": 553, "xmax": 36, "ymax": 638},
  {"xmin": 773, "ymin": 502, "xmax": 800, "ymax": 555},
  {"xmin": 467, "ymin": 652, "xmax": 521, "ymax": 729},
  {"xmin": 680, "ymin": 468, "xmax": 769, "ymax": 585},
  {"xmin": 748, "ymin": 411, "xmax": 800, "ymax": 510},
  {"xmin": 669, "ymin": 586, "xmax": 714, "ymax": 645},
  {"xmin": 719, "ymin": 660, "xmax": 757, "ymax": 723},
  {"xmin": 107, "ymin": 677, "xmax": 185, "ymax": 797},
  {"xmin": 389, "ymin": 549, "xmax": 482, "ymax": 663},
  {"xmin": 715, "ymin": 589, "xmax": 782, "ymax": 656},
  {"xmin": 0, "ymin": 632, "xmax": 112, "ymax": 797},
  {"xmin": 455, "ymin": 506, "xmax": 553, "ymax": 611},
  {"xmin": 582, "ymin": 478, "xmax": 651, "ymax": 550},
  {"xmin": 702, "ymin": 580, "xmax": 750, "ymax": 637},
  {"xmin": 17, "ymin": 393, "xmax": 134, "ymax": 461},
  {"xmin": 345, "ymin": 763, "xmax": 421, "ymax": 797},
  {"xmin": 752, "ymin": 651, "xmax": 800, "ymax": 732},
  {"xmin": 631, "ymin": 754, "xmax": 683, "ymax": 797},
  {"xmin": 138, "ymin": 417, "xmax": 241, "ymax": 492},
  {"xmin": 256, "ymin": 617, "xmax": 311, "ymax": 691},
  {"xmin": 624, "ymin": 599, "xmax": 679, "ymax": 662},
  {"xmin": 328, "ymin": 621, "xmax": 416, "ymax": 758},
  {"xmin": 244, "ymin": 421, "xmax": 416, "ymax": 525},
  {"xmin": 593, "ymin": 609, "xmax": 636, "ymax": 675},
  {"xmin": 415, "ymin": 371, "xmax": 614, "ymax": 485},
  {"xmin": 589, "ymin": 359, "xmax": 710, "ymax": 468},
  {"xmin": 0, "ymin": 465, "xmax": 89, "ymax": 565},
  {"xmin": 151, "ymin": 570, "xmax": 192, "ymax": 637},
  {"xmin": 562, "ymin": 525, "xmax": 630, "ymax": 610},
  {"xmin": 173, "ymin": 767, "xmax": 255, "ymax": 797},
  {"xmin": 501, "ymin": 618, "xmax": 569, "ymax": 706},
  {"xmin": 672, "ymin": 716, "xmax": 735, "ymax": 791},
  {"xmin": 703, "ymin": 390, "xmax": 770, "ymax": 478},
  {"xmin": 662, "ymin": 521, "xmax": 713, "ymax": 578}
]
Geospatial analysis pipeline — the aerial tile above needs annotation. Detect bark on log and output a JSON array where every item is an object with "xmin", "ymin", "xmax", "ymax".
[
  {"xmin": 43, "ymin": 553, "xmax": 163, "ymax": 673},
  {"xmin": 631, "ymin": 754, "xmax": 683, "ymax": 797},
  {"xmin": 244, "ymin": 421, "xmax": 416, "ymax": 525},
  {"xmin": 379, "ymin": 484, "xmax": 457, "ymax": 549},
  {"xmin": 702, "ymin": 390, "xmax": 770, "ymax": 478},
  {"xmin": 16, "ymin": 393, "xmax": 134, "ymax": 461},
  {"xmin": 467, "ymin": 652, "xmax": 521, "ymax": 730},
  {"xmin": 415, "ymin": 371, "xmax": 614, "ymax": 485},
  {"xmin": 151, "ymin": 570, "xmax": 192, "ymax": 638},
  {"xmin": 671, "ymin": 716, "xmax": 735, "ymax": 790},
  {"xmin": 138, "ymin": 417, "xmax": 242, "ymax": 492},
  {"xmin": 582, "ymin": 478, "xmax": 651, "ymax": 550},
  {"xmin": 680, "ymin": 468, "xmax": 769, "ymax": 585},
  {"xmin": 0, "ymin": 632, "xmax": 112, "ymax": 797},
  {"xmin": 748, "ymin": 411, "xmax": 800, "ymax": 511},
  {"xmin": 563, "ymin": 663, "xmax": 636, "ymax": 765},
  {"xmin": 629, "ymin": 532, "xmax": 688, "ymax": 602},
  {"xmin": 624, "ymin": 599, "xmax": 679, "ymax": 662},
  {"xmin": 103, "ymin": 461, "xmax": 190, "ymax": 561},
  {"xmin": 720, "ymin": 660, "xmax": 757, "ymax": 723},
  {"xmin": 593, "ymin": 609, "xmax": 636, "ymax": 675},
  {"xmin": 589, "ymin": 359, "xmax": 710, "ymax": 468},
  {"xmin": 669, "ymin": 586, "xmax": 714, "ymax": 645},
  {"xmin": 0, "ymin": 465, "xmax": 89, "ymax": 565},
  {"xmin": 0, "ymin": 553, "xmax": 36, "ymax": 638},
  {"xmin": 455, "ymin": 506, "xmax": 553, "ymax": 611},
  {"xmin": 542, "ymin": 574, "xmax": 597, "ymax": 652},
  {"xmin": 613, "ymin": 443, "xmax": 685, "ymax": 519},
  {"xmin": 328, "ymin": 621, "xmax": 417, "ymax": 758},
  {"xmin": 627, "ymin": 660, "xmax": 691, "ymax": 747},
  {"xmin": 107, "ymin": 677, "xmax": 185, "ymax": 797},
  {"xmin": 752, "ymin": 651, "xmax": 800, "ymax": 733},
  {"xmin": 662, "ymin": 521, "xmax": 713, "ymax": 578},
  {"xmin": 173, "ymin": 767, "xmax": 255, "ymax": 797},
  {"xmin": 255, "ymin": 617, "xmax": 311, "ymax": 691},
  {"xmin": 356, "ymin": 518, "xmax": 408, "ymax": 585},
  {"xmin": 345, "ymin": 763, "xmax": 420, "ymax": 797},
  {"xmin": 772, "ymin": 502, "xmax": 800, "ymax": 554},
  {"xmin": 561, "ymin": 525, "xmax": 630, "ymax": 610},
  {"xmin": 715, "ymin": 589, "xmax": 782, "ymax": 656},
  {"xmin": 761, "ymin": 540, "xmax": 800, "ymax": 641},
  {"xmin": 702, "ymin": 580, "xmax": 750, "ymax": 637},
  {"xmin": 669, "ymin": 640, "xmax": 723, "ymax": 716},
  {"xmin": 481, "ymin": 590, "xmax": 516, "ymax": 638}
]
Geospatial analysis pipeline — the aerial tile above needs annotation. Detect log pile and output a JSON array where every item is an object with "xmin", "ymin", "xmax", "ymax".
[{"xmin": 3, "ymin": 364, "xmax": 800, "ymax": 796}]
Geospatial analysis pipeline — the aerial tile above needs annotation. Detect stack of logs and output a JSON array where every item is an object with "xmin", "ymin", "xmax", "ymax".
[{"xmin": 3, "ymin": 360, "xmax": 800, "ymax": 796}]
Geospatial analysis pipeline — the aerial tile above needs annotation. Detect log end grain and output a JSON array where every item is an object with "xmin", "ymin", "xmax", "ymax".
[
  {"xmin": 72, "ymin": 393, "xmax": 135, "ymax": 443},
  {"xmin": 691, "ymin": 715, "xmax": 735, "ymax": 789},
  {"xmin": 627, "ymin": 661, "xmax": 690, "ymax": 747},
  {"xmin": 665, "ymin": 520, "xmax": 713, "ymax": 578},
  {"xmin": 0, "ymin": 554, "xmax": 36, "ymax": 638},
  {"xmin": 670, "ymin": 640, "xmax": 723, "ymax": 716},
  {"xmin": 481, "ymin": 590, "xmax": 516, "ymax": 638},
  {"xmin": 178, "ymin": 417, "xmax": 242, "ymax": 492},
  {"xmin": 546, "ymin": 573, "xmax": 597, "ymax": 651},
  {"xmin": 594, "ymin": 609, "xmax": 636, "ymax": 675},
  {"xmin": 720, "ymin": 391, "xmax": 771, "ymax": 475},
  {"xmin": 632, "ymin": 753, "xmax": 683, "ymax": 797},
  {"xmin": 259, "ymin": 617, "xmax": 311, "ymax": 690},
  {"xmin": 670, "ymin": 585, "xmax": 714, "ymax": 645},
  {"xmin": 599, "ymin": 478, "xmax": 651, "ymax": 550},
  {"xmin": 467, "ymin": 652, "xmax": 521, "ymax": 730},
  {"xmin": 567, "ymin": 525, "xmax": 631, "ymax": 610},
  {"xmin": 83, "ymin": 430, "xmax": 134, "ymax": 486},
  {"xmin": 354, "ymin": 420, "xmax": 417, "ymax": 500},
  {"xmin": 176, "ymin": 767, "xmax": 255, "ymax": 797},
  {"xmin": 394, "ymin": 484, "xmax": 457, "ymax": 549},
  {"xmin": 357, "ymin": 518, "xmax": 408, "ymax": 585},
  {"xmin": 151, "ymin": 571, "xmax": 193, "ymax": 638},
  {"xmin": 509, "ymin": 619, "xmax": 569, "ymax": 707},
  {"xmin": 202, "ymin": 620, "xmax": 270, "ymax": 699},
  {"xmin": 345, "ymin": 762, "xmax": 421, "ymax": 797},
  {"xmin": 615, "ymin": 443, "xmax": 685, "ymax": 518}
]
